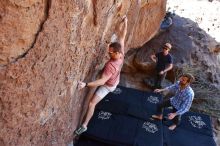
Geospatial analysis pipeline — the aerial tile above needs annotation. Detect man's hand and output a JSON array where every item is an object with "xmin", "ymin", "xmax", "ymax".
[
  {"xmin": 78, "ymin": 81, "xmax": 86, "ymax": 90},
  {"xmin": 159, "ymin": 70, "xmax": 165, "ymax": 75},
  {"xmin": 122, "ymin": 15, "xmax": 128, "ymax": 23},
  {"xmin": 150, "ymin": 54, "xmax": 157, "ymax": 63},
  {"xmin": 168, "ymin": 113, "xmax": 177, "ymax": 120},
  {"xmin": 154, "ymin": 89, "xmax": 163, "ymax": 93}
]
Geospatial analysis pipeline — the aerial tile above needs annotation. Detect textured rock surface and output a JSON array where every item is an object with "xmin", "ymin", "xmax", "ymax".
[
  {"xmin": 0, "ymin": 0, "xmax": 166, "ymax": 145},
  {"xmin": 0, "ymin": 0, "xmax": 48, "ymax": 65}
]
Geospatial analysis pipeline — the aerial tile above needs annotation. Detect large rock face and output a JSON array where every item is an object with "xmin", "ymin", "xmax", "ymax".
[
  {"xmin": 0, "ymin": 0, "xmax": 166, "ymax": 145},
  {"xmin": 0, "ymin": 0, "xmax": 48, "ymax": 65}
]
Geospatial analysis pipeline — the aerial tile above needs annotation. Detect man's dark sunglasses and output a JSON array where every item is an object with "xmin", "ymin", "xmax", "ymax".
[
  {"xmin": 163, "ymin": 47, "xmax": 170, "ymax": 50},
  {"xmin": 108, "ymin": 51, "xmax": 121, "ymax": 54}
]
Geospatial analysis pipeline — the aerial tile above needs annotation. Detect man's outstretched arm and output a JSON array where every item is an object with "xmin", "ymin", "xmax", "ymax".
[
  {"xmin": 115, "ymin": 16, "xmax": 128, "ymax": 54},
  {"xmin": 78, "ymin": 74, "xmax": 111, "ymax": 90},
  {"xmin": 160, "ymin": 63, "xmax": 173, "ymax": 75}
]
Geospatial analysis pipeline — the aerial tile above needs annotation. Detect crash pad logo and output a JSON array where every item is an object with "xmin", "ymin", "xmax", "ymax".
[
  {"xmin": 147, "ymin": 96, "xmax": 159, "ymax": 104},
  {"xmin": 189, "ymin": 116, "xmax": 206, "ymax": 129},
  {"xmin": 142, "ymin": 122, "xmax": 158, "ymax": 133},
  {"xmin": 98, "ymin": 111, "xmax": 112, "ymax": 120},
  {"xmin": 112, "ymin": 88, "xmax": 122, "ymax": 94}
]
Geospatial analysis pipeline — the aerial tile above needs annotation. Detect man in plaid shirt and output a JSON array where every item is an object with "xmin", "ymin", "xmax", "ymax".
[{"xmin": 152, "ymin": 73, "xmax": 195, "ymax": 130}]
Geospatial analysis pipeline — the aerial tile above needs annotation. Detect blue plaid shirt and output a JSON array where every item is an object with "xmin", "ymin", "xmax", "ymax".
[{"xmin": 165, "ymin": 81, "xmax": 194, "ymax": 115}]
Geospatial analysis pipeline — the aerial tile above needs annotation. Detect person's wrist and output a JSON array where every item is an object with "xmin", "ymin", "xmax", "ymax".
[{"xmin": 85, "ymin": 83, "xmax": 88, "ymax": 87}]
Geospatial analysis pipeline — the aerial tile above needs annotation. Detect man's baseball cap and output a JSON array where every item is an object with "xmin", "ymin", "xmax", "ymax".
[{"xmin": 164, "ymin": 43, "xmax": 172, "ymax": 49}]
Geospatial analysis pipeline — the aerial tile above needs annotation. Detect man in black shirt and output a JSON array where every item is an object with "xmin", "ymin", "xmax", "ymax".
[{"xmin": 150, "ymin": 43, "xmax": 173, "ymax": 89}]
